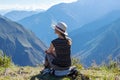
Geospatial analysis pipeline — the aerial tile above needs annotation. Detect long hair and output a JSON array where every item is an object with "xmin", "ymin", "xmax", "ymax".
[{"xmin": 60, "ymin": 33, "xmax": 71, "ymax": 45}]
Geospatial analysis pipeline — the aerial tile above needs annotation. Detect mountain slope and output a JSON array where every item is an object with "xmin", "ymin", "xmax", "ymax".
[
  {"xmin": 74, "ymin": 19, "xmax": 120, "ymax": 66},
  {"xmin": 0, "ymin": 15, "xmax": 46, "ymax": 66},
  {"xmin": 70, "ymin": 10, "xmax": 120, "ymax": 54},
  {"xmin": 18, "ymin": 4, "xmax": 78, "ymax": 45},
  {"xmin": 0, "ymin": 10, "xmax": 11, "ymax": 15},
  {"xmin": 18, "ymin": 0, "xmax": 120, "ymax": 45},
  {"xmin": 4, "ymin": 10, "xmax": 42, "ymax": 21}
]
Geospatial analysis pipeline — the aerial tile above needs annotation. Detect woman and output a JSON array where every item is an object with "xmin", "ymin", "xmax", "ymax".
[{"xmin": 44, "ymin": 22, "xmax": 72, "ymax": 70}]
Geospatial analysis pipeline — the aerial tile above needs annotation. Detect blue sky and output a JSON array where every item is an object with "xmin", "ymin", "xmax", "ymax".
[{"xmin": 0, "ymin": 0, "xmax": 77, "ymax": 10}]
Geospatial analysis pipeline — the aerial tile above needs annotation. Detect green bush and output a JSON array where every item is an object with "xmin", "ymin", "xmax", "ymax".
[
  {"xmin": 0, "ymin": 52, "xmax": 11, "ymax": 68},
  {"xmin": 72, "ymin": 57, "xmax": 83, "ymax": 69}
]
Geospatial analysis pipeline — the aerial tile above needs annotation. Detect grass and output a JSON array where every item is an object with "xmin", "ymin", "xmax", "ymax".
[
  {"xmin": 0, "ymin": 55, "xmax": 120, "ymax": 80},
  {"xmin": 0, "ymin": 65, "xmax": 42, "ymax": 80},
  {"xmin": 0, "ymin": 64, "xmax": 119, "ymax": 80},
  {"xmin": 80, "ymin": 69, "xmax": 120, "ymax": 80}
]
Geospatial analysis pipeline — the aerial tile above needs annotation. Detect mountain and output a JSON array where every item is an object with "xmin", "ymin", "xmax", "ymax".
[
  {"xmin": 70, "ymin": 10, "xmax": 120, "ymax": 54},
  {"xmin": 18, "ymin": 0, "xmax": 120, "ymax": 46},
  {"xmin": 0, "ymin": 10, "xmax": 11, "ymax": 15},
  {"xmin": 73, "ymin": 18, "xmax": 120, "ymax": 67},
  {"xmin": 4, "ymin": 10, "xmax": 43, "ymax": 21},
  {"xmin": 18, "ymin": 4, "xmax": 79, "ymax": 45},
  {"xmin": 0, "ymin": 15, "xmax": 47, "ymax": 66}
]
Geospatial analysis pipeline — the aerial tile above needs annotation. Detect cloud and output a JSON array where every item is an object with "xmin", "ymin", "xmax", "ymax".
[
  {"xmin": 59, "ymin": 0, "xmax": 77, "ymax": 3},
  {"xmin": 0, "ymin": 4, "xmax": 49, "ymax": 10},
  {"xmin": 0, "ymin": 0, "xmax": 77, "ymax": 10}
]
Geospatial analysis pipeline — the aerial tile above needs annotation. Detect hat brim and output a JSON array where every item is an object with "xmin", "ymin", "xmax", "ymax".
[{"xmin": 52, "ymin": 24, "xmax": 68, "ymax": 36}]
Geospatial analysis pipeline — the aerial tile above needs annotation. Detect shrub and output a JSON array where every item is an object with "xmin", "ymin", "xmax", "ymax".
[
  {"xmin": 0, "ymin": 52, "xmax": 11, "ymax": 68},
  {"xmin": 72, "ymin": 57, "xmax": 83, "ymax": 69}
]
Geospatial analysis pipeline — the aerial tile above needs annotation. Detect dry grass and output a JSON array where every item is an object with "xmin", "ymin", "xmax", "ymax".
[
  {"xmin": 0, "ymin": 65, "xmax": 120, "ymax": 80},
  {"xmin": 80, "ymin": 69, "xmax": 120, "ymax": 80},
  {"xmin": 0, "ymin": 65, "xmax": 43, "ymax": 80}
]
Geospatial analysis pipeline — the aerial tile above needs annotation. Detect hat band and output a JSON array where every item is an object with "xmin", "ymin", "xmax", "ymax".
[{"xmin": 56, "ymin": 26, "xmax": 65, "ymax": 32}]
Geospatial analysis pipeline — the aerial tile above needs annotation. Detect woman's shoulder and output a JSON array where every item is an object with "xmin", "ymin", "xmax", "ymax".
[
  {"xmin": 52, "ymin": 37, "xmax": 72, "ymax": 43},
  {"xmin": 51, "ymin": 38, "xmax": 59, "ymax": 43},
  {"xmin": 52, "ymin": 38, "xmax": 59, "ymax": 41}
]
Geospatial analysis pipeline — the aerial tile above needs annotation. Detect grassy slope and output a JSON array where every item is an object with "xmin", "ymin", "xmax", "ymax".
[{"xmin": 0, "ymin": 65, "xmax": 120, "ymax": 80}]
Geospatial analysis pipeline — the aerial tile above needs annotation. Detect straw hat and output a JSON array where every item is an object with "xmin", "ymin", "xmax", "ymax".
[{"xmin": 52, "ymin": 22, "xmax": 68, "ymax": 35}]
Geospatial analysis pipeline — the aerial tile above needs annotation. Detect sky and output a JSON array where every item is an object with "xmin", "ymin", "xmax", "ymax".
[{"xmin": 0, "ymin": 0, "xmax": 77, "ymax": 10}]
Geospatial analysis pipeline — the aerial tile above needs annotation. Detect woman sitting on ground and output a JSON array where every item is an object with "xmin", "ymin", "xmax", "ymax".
[{"xmin": 44, "ymin": 22, "xmax": 72, "ymax": 70}]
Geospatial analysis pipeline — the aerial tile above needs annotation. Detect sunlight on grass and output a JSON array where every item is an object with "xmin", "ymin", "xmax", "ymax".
[{"xmin": 0, "ymin": 56, "xmax": 120, "ymax": 80}]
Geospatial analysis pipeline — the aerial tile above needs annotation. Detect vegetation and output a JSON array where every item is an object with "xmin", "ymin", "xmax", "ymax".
[
  {"xmin": 0, "ymin": 55, "xmax": 120, "ymax": 80},
  {"xmin": 0, "ymin": 51, "xmax": 12, "ymax": 68}
]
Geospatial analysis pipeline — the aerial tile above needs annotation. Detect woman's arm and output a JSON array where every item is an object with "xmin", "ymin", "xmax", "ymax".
[{"xmin": 45, "ymin": 43, "xmax": 55, "ymax": 54}]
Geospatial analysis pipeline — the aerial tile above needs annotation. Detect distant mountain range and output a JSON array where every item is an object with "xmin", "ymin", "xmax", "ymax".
[
  {"xmin": 71, "ymin": 10, "xmax": 120, "ymax": 54},
  {"xmin": 0, "ymin": 15, "xmax": 46, "ymax": 66},
  {"xmin": 72, "ymin": 18, "xmax": 120, "ymax": 67},
  {"xmin": 4, "ymin": 10, "xmax": 43, "ymax": 21},
  {"xmin": 18, "ymin": 0, "xmax": 120, "ymax": 45},
  {"xmin": 0, "ymin": 10, "xmax": 11, "ymax": 15}
]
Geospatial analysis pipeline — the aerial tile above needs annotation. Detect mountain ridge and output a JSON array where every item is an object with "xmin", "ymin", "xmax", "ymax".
[
  {"xmin": 74, "ymin": 18, "xmax": 120, "ymax": 66},
  {"xmin": 18, "ymin": 0, "xmax": 120, "ymax": 45},
  {"xmin": 4, "ymin": 10, "xmax": 43, "ymax": 21},
  {"xmin": 70, "ymin": 10, "xmax": 120, "ymax": 54},
  {"xmin": 0, "ymin": 15, "xmax": 46, "ymax": 66}
]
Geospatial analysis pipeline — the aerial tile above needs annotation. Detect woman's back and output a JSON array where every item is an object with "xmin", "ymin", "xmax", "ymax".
[{"xmin": 52, "ymin": 38, "xmax": 71, "ymax": 67}]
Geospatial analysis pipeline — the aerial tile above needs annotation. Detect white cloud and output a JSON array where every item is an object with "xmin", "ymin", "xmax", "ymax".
[
  {"xmin": 0, "ymin": 0, "xmax": 77, "ymax": 10},
  {"xmin": 0, "ymin": 4, "xmax": 49, "ymax": 10},
  {"xmin": 59, "ymin": 0, "xmax": 77, "ymax": 3}
]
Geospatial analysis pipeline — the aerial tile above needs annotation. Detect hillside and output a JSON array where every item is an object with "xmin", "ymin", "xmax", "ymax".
[
  {"xmin": 4, "ymin": 10, "xmax": 42, "ymax": 21},
  {"xmin": 71, "ymin": 10, "xmax": 120, "ymax": 54},
  {"xmin": 0, "ymin": 64, "xmax": 119, "ymax": 80},
  {"xmin": 0, "ymin": 10, "xmax": 11, "ymax": 15},
  {"xmin": 0, "ymin": 15, "xmax": 46, "ymax": 66},
  {"xmin": 0, "ymin": 34, "xmax": 119, "ymax": 80},
  {"xmin": 72, "ymin": 18, "xmax": 120, "ymax": 66}
]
